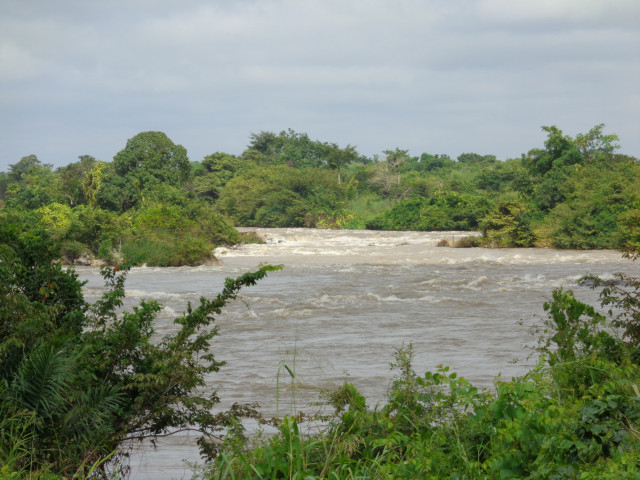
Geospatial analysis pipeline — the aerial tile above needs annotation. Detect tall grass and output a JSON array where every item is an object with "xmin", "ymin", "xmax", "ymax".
[{"xmin": 345, "ymin": 194, "xmax": 389, "ymax": 220}]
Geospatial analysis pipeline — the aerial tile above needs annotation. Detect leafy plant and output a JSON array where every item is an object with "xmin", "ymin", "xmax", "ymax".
[{"xmin": 0, "ymin": 219, "xmax": 281, "ymax": 477}]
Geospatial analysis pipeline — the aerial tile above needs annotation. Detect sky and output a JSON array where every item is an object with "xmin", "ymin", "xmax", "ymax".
[{"xmin": 1, "ymin": 0, "xmax": 639, "ymax": 171}]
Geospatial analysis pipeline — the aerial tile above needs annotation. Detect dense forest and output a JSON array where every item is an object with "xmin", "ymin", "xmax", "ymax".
[{"xmin": 1, "ymin": 124, "xmax": 639, "ymax": 267}]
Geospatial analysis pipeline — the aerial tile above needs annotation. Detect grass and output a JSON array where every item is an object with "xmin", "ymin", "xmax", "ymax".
[{"xmin": 342, "ymin": 194, "xmax": 390, "ymax": 230}]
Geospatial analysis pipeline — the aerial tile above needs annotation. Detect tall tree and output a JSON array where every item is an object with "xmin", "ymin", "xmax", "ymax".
[
  {"xmin": 574, "ymin": 123, "xmax": 620, "ymax": 162},
  {"xmin": 326, "ymin": 143, "xmax": 358, "ymax": 184},
  {"xmin": 383, "ymin": 148, "xmax": 409, "ymax": 185},
  {"xmin": 55, "ymin": 155, "xmax": 97, "ymax": 206},
  {"xmin": 113, "ymin": 131, "xmax": 190, "ymax": 187},
  {"xmin": 4, "ymin": 156, "xmax": 59, "ymax": 209},
  {"xmin": 8, "ymin": 155, "xmax": 51, "ymax": 183}
]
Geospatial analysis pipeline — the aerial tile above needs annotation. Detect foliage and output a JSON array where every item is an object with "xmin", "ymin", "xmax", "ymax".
[
  {"xmin": 0, "ymin": 221, "xmax": 281, "ymax": 477},
  {"xmin": 113, "ymin": 131, "xmax": 191, "ymax": 186},
  {"xmin": 474, "ymin": 159, "xmax": 529, "ymax": 193},
  {"xmin": 3, "ymin": 156, "xmax": 61, "ymax": 210},
  {"xmin": 580, "ymin": 273, "xmax": 640, "ymax": 352},
  {"xmin": 367, "ymin": 191, "xmax": 492, "ymax": 231},
  {"xmin": 216, "ymin": 165, "xmax": 348, "ymax": 228},
  {"xmin": 617, "ymin": 209, "xmax": 640, "ymax": 259},
  {"xmin": 244, "ymin": 129, "xmax": 360, "ymax": 173},
  {"xmin": 118, "ymin": 201, "xmax": 239, "ymax": 266},
  {"xmin": 481, "ymin": 199, "xmax": 536, "ymax": 247},
  {"xmin": 1, "ymin": 124, "xmax": 638, "ymax": 259},
  {"xmin": 206, "ymin": 275, "xmax": 640, "ymax": 480},
  {"xmin": 55, "ymin": 155, "xmax": 98, "ymax": 207},
  {"xmin": 534, "ymin": 161, "xmax": 637, "ymax": 249},
  {"xmin": 191, "ymin": 152, "xmax": 248, "ymax": 202}
]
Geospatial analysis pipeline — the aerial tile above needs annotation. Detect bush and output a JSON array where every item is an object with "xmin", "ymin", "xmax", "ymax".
[
  {"xmin": 481, "ymin": 200, "xmax": 536, "ymax": 247},
  {"xmin": 367, "ymin": 192, "xmax": 493, "ymax": 231},
  {"xmin": 120, "ymin": 236, "xmax": 214, "ymax": 267},
  {"xmin": 0, "ymin": 221, "xmax": 281, "ymax": 477},
  {"xmin": 454, "ymin": 235, "xmax": 483, "ymax": 248},
  {"xmin": 60, "ymin": 240, "xmax": 89, "ymax": 262},
  {"xmin": 117, "ymin": 202, "xmax": 240, "ymax": 266}
]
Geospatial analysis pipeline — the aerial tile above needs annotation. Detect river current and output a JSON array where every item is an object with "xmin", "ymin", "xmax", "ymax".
[{"xmin": 75, "ymin": 228, "xmax": 640, "ymax": 479}]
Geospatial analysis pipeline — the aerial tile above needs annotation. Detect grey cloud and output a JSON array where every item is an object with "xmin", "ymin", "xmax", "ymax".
[{"xmin": 0, "ymin": 0, "xmax": 638, "ymax": 170}]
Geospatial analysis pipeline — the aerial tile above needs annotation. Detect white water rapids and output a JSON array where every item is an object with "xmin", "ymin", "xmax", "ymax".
[{"xmin": 75, "ymin": 228, "xmax": 640, "ymax": 479}]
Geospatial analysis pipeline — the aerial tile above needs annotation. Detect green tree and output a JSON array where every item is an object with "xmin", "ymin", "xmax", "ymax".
[
  {"xmin": 4, "ymin": 157, "xmax": 60, "ymax": 210},
  {"xmin": 113, "ymin": 131, "xmax": 190, "ymax": 187},
  {"xmin": 245, "ymin": 130, "xmax": 322, "ymax": 168},
  {"xmin": 94, "ymin": 166, "xmax": 142, "ymax": 213},
  {"xmin": 534, "ymin": 161, "xmax": 637, "ymax": 249},
  {"xmin": 367, "ymin": 191, "xmax": 492, "ymax": 231},
  {"xmin": 524, "ymin": 126, "xmax": 584, "ymax": 177},
  {"xmin": 0, "ymin": 220, "xmax": 279, "ymax": 476},
  {"xmin": 383, "ymin": 148, "xmax": 409, "ymax": 185},
  {"xmin": 326, "ymin": 143, "xmax": 359, "ymax": 184},
  {"xmin": 243, "ymin": 130, "xmax": 360, "ymax": 173},
  {"xmin": 7, "ymin": 155, "xmax": 51, "ymax": 183},
  {"xmin": 191, "ymin": 152, "xmax": 247, "ymax": 202},
  {"xmin": 574, "ymin": 123, "xmax": 620, "ymax": 162},
  {"xmin": 55, "ymin": 155, "xmax": 97, "ymax": 206},
  {"xmin": 457, "ymin": 152, "xmax": 497, "ymax": 165},
  {"xmin": 481, "ymin": 199, "xmax": 535, "ymax": 247},
  {"xmin": 474, "ymin": 159, "xmax": 529, "ymax": 193},
  {"xmin": 81, "ymin": 160, "xmax": 108, "ymax": 208},
  {"xmin": 412, "ymin": 153, "xmax": 455, "ymax": 172},
  {"xmin": 0, "ymin": 171, "xmax": 8, "ymax": 203},
  {"xmin": 217, "ymin": 165, "xmax": 347, "ymax": 227},
  {"xmin": 617, "ymin": 209, "xmax": 640, "ymax": 258}
]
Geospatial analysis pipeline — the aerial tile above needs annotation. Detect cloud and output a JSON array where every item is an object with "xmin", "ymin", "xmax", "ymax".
[
  {"xmin": 0, "ymin": 0, "xmax": 638, "ymax": 169},
  {"xmin": 477, "ymin": 0, "xmax": 640, "ymax": 27}
]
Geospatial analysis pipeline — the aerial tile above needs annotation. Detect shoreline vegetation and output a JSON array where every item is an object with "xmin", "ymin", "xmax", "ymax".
[
  {"xmin": 1, "ymin": 125, "xmax": 640, "ymax": 478},
  {"xmin": 59, "ymin": 229, "xmax": 267, "ymax": 267},
  {"xmin": 1, "ymin": 124, "xmax": 639, "ymax": 268}
]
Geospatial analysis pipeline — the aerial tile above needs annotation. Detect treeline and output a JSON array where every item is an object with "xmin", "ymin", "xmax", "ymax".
[{"xmin": 1, "ymin": 125, "xmax": 639, "ymax": 266}]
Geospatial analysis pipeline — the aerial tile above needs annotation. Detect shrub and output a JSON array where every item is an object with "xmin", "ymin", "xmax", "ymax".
[
  {"xmin": 453, "ymin": 235, "xmax": 484, "ymax": 248},
  {"xmin": 60, "ymin": 240, "xmax": 89, "ymax": 262},
  {"xmin": 0, "ymin": 221, "xmax": 281, "ymax": 477}
]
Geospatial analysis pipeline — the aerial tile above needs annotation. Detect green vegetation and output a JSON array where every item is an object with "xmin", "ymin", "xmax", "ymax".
[
  {"xmin": 2, "ymin": 124, "xmax": 640, "ymax": 477},
  {"xmin": 0, "ymin": 220, "xmax": 280, "ymax": 477},
  {"xmin": 0, "ymin": 132, "xmax": 243, "ymax": 267},
  {"xmin": 2, "ymin": 124, "xmax": 638, "ymax": 267}
]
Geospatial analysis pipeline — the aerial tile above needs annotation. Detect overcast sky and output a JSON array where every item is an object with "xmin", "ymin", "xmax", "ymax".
[{"xmin": 1, "ymin": 0, "xmax": 638, "ymax": 171}]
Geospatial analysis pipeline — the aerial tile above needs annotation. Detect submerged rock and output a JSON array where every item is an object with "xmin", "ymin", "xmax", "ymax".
[{"xmin": 578, "ymin": 277, "xmax": 629, "ymax": 287}]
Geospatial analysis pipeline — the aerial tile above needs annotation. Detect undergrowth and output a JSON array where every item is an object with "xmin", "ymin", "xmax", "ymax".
[{"xmin": 199, "ymin": 280, "xmax": 640, "ymax": 480}]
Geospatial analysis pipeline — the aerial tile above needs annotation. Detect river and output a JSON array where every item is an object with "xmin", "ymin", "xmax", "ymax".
[{"xmin": 75, "ymin": 228, "xmax": 640, "ymax": 479}]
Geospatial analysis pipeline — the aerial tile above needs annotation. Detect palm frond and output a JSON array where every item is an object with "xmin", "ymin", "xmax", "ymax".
[
  {"xmin": 63, "ymin": 384, "xmax": 125, "ymax": 443},
  {"xmin": 9, "ymin": 342, "xmax": 72, "ymax": 419}
]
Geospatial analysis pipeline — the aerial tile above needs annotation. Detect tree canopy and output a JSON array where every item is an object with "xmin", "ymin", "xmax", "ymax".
[{"xmin": 0, "ymin": 124, "xmax": 638, "ymax": 260}]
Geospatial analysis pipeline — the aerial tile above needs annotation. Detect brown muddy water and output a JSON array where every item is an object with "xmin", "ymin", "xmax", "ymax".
[{"xmin": 75, "ymin": 228, "xmax": 640, "ymax": 479}]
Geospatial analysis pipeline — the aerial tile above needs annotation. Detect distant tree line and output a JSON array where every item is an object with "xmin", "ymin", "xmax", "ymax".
[{"xmin": 1, "ymin": 124, "xmax": 638, "ymax": 266}]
